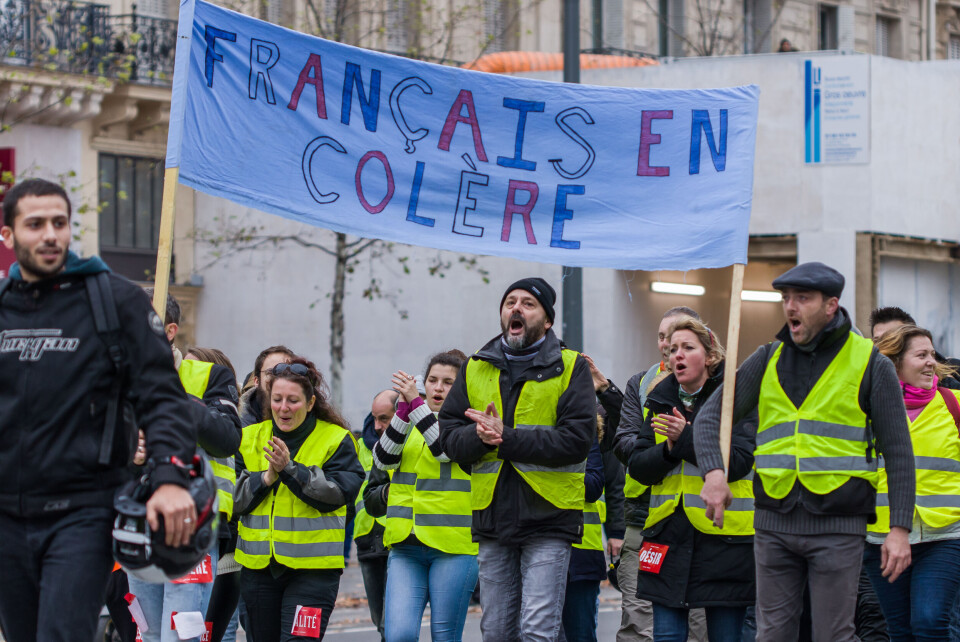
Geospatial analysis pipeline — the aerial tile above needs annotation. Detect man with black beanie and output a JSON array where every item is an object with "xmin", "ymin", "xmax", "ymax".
[{"xmin": 439, "ymin": 277, "xmax": 596, "ymax": 641}]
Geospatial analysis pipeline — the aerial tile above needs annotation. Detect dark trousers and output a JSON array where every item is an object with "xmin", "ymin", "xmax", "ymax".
[
  {"xmin": 105, "ymin": 568, "xmax": 139, "ymax": 642},
  {"xmin": 864, "ymin": 539, "xmax": 960, "ymax": 642},
  {"xmin": 359, "ymin": 555, "xmax": 388, "ymax": 641},
  {"xmin": 754, "ymin": 529, "xmax": 864, "ymax": 642},
  {"xmin": 240, "ymin": 566, "xmax": 341, "ymax": 642},
  {"xmin": 207, "ymin": 571, "xmax": 242, "ymax": 642},
  {"xmin": 0, "ymin": 506, "xmax": 115, "ymax": 642},
  {"xmin": 561, "ymin": 580, "xmax": 601, "ymax": 642}
]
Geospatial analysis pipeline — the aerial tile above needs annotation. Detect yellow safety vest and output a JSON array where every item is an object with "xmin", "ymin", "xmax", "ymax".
[
  {"xmin": 756, "ymin": 333, "xmax": 878, "ymax": 499},
  {"xmin": 235, "ymin": 419, "xmax": 353, "ymax": 570},
  {"xmin": 353, "ymin": 439, "xmax": 389, "ymax": 540},
  {"xmin": 574, "ymin": 496, "xmax": 607, "ymax": 551},
  {"xmin": 465, "ymin": 350, "xmax": 586, "ymax": 511},
  {"xmin": 383, "ymin": 426, "xmax": 477, "ymax": 555},
  {"xmin": 644, "ymin": 431, "xmax": 754, "ymax": 535},
  {"xmin": 179, "ymin": 359, "xmax": 236, "ymax": 520},
  {"xmin": 870, "ymin": 389, "xmax": 960, "ymax": 534}
]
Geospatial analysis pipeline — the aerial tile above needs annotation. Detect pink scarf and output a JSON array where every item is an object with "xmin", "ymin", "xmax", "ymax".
[{"xmin": 902, "ymin": 376, "xmax": 938, "ymax": 421}]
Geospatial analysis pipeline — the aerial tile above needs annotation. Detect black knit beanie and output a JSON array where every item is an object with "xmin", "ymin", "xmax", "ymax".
[{"xmin": 500, "ymin": 277, "xmax": 557, "ymax": 322}]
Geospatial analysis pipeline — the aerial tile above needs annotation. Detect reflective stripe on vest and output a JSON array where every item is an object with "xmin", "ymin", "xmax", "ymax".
[
  {"xmin": 179, "ymin": 359, "xmax": 236, "ymax": 520},
  {"xmin": 465, "ymin": 350, "xmax": 585, "ymax": 511},
  {"xmin": 574, "ymin": 497, "xmax": 607, "ymax": 551},
  {"xmin": 383, "ymin": 427, "xmax": 477, "ymax": 555},
  {"xmin": 756, "ymin": 333, "xmax": 877, "ymax": 500},
  {"xmin": 624, "ymin": 403, "xmax": 652, "ymax": 500},
  {"xmin": 235, "ymin": 419, "xmax": 353, "ymax": 570},
  {"xmin": 353, "ymin": 440, "xmax": 387, "ymax": 540},
  {"xmin": 644, "ymin": 432, "xmax": 754, "ymax": 535},
  {"xmin": 870, "ymin": 389, "xmax": 960, "ymax": 534}
]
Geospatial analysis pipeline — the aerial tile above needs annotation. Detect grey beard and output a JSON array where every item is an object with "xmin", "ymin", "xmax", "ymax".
[{"xmin": 504, "ymin": 334, "xmax": 527, "ymax": 350}]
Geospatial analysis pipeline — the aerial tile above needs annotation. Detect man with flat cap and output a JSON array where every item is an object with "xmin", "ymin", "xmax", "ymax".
[
  {"xmin": 695, "ymin": 262, "xmax": 915, "ymax": 641},
  {"xmin": 440, "ymin": 277, "xmax": 596, "ymax": 641}
]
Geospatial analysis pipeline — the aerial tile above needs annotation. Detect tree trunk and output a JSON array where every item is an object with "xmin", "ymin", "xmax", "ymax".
[{"xmin": 329, "ymin": 232, "xmax": 347, "ymax": 409}]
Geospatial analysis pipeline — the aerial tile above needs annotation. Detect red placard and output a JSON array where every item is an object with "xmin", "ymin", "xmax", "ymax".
[
  {"xmin": 171, "ymin": 555, "xmax": 214, "ymax": 584},
  {"xmin": 638, "ymin": 541, "xmax": 669, "ymax": 574},
  {"xmin": 291, "ymin": 605, "xmax": 323, "ymax": 638}
]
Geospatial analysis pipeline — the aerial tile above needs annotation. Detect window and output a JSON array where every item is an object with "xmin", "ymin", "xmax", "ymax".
[
  {"xmin": 484, "ymin": 0, "xmax": 518, "ymax": 53},
  {"xmin": 386, "ymin": 0, "xmax": 408, "ymax": 52},
  {"xmin": 819, "ymin": 4, "xmax": 838, "ymax": 50},
  {"xmin": 743, "ymin": 0, "xmax": 772, "ymax": 53},
  {"xmin": 949, "ymin": 35, "xmax": 960, "ymax": 59},
  {"xmin": 658, "ymin": 0, "xmax": 684, "ymax": 56},
  {"xmin": 875, "ymin": 16, "xmax": 890, "ymax": 56},
  {"xmin": 98, "ymin": 154, "xmax": 164, "ymax": 281}
]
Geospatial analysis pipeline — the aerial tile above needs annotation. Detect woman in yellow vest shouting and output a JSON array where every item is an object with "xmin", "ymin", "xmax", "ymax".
[
  {"xmin": 626, "ymin": 317, "xmax": 756, "ymax": 642},
  {"xmin": 233, "ymin": 357, "xmax": 364, "ymax": 641},
  {"xmin": 867, "ymin": 325, "xmax": 960, "ymax": 641},
  {"xmin": 364, "ymin": 349, "xmax": 479, "ymax": 642}
]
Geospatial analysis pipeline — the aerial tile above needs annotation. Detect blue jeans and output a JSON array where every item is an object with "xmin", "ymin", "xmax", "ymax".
[
  {"xmin": 562, "ymin": 580, "xmax": 600, "ymax": 642},
  {"xmin": 653, "ymin": 605, "xmax": 746, "ymax": 642},
  {"xmin": 478, "ymin": 537, "xmax": 572, "ymax": 642},
  {"xmin": 384, "ymin": 544, "xmax": 478, "ymax": 642},
  {"xmin": 128, "ymin": 546, "xmax": 219, "ymax": 642},
  {"xmin": 864, "ymin": 539, "xmax": 960, "ymax": 642}
]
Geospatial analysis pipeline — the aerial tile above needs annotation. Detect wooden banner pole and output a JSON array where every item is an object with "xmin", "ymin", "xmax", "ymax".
[
  {"xmin": 151, "ymin": 167, "xmax": 179, "ymax": 320},
  {"xmin": 719, "ymin": 263, "xmax": 745, "ymax": 474}
]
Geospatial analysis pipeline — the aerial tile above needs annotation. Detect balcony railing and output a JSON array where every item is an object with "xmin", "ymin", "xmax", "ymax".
[{"xmin": 0, "ymin": 0, "xmax": 175, "ymax": 85}]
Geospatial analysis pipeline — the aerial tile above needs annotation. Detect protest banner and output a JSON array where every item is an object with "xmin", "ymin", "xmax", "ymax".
[
  {"xmin": 158, "ymin": 0, "xmax": 758, "ymax": 281},
  {"xmin": 153, "ymin": 1, "xmax": 760, "ymax": 467}
]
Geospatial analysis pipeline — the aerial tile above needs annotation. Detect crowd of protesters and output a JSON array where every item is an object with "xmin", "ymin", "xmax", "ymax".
[{"xmin": 5, "ymin": 177, "xmax": 960, "ymax": 642}]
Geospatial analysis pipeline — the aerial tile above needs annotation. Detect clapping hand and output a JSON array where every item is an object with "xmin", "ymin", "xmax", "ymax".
[
  {"xmin": 262, "ymin": 436, "xmax": 290, "ymax": 486},
  {"xmin": 391, "ymin": 370, "xmax": 420, "ymax": 403},
  {"xmin": 466, "ymin": 403, "xmax": 504, "ymax": 446},
  {"xmin": 652, "ymin": 407, "xmax": 688, "ymax": 451}
]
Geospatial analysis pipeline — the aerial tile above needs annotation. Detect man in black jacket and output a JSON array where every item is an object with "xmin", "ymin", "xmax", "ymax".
[
  {"xmin": 697, "ymin": 262, "xmax": 915, "ymax": 641},
  {"xmin": 0, "ymin": 178, "xmax": 198, "ymax": 642},
  {"xmin": 439, "ymin": 277, "xmax": 595, "ymax": 641}
]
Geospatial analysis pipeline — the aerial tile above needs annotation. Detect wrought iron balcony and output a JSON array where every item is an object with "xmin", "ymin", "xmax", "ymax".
[{"xmin": 0, "ymin": 0, "xmax": 175, "ymax": 85}]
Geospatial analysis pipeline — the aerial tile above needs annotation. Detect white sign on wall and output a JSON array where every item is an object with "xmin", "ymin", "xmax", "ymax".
[{"xmin": 803, "ymin": 56, "xmax": 870, "ymax": 164}]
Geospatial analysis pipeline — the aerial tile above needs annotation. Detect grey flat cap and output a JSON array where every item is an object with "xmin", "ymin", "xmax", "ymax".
[{"xmin": 771, "ymin": 262, "xmax": 844, "ymax": 299}]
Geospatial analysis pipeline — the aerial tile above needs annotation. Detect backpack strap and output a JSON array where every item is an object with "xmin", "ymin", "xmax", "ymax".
[
  {"xmin": 939, "ymin": 387, "xmax": 960, "ymax": 434},
  {"xmin": 85, "ymin": 273, "xmax": 126, "ymax": 465}
]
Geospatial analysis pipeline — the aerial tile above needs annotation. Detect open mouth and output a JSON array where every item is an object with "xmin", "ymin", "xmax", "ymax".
[
  {"xmin": 432, "ymin": 395, "xmax": 444, "ymax": 404},
  {"xmin": 674, "ymin": 363, "xmax": 687, "ymax": 374},
  {"xmin": 788, "ymin": 318, "xmax": 802, "ymax": 332},
  {"xmin": 509, "ymin": 319, "xmax": 525, "ymax": 335}
]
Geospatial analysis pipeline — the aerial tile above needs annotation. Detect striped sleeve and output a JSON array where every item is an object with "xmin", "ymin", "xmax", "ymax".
[
  {"xmin": 409, "ymin": 403, "xmax": 451, "ymax": 463},
  {"xmin": 372, "ymin": 413, "xmax": 412, "ymax": 470}
]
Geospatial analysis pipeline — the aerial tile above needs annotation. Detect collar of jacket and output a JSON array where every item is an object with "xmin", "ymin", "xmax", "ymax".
[
  {"xmin": 774, "ymin": 306, "xmax": 852, "ymax": 354},
  {"xmin": 472, "ymin": 328, "xmax": 566, "ymax": 381},
  {"xmin": 646, "ymin": 360, "xmax": 726, "ymax": 415},
  {"xmin": 8, "ymin": 251, "xmax": 109, "ymax": 282}
]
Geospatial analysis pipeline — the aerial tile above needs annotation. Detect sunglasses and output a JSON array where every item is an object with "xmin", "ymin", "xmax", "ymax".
[{"xmin": 272, "ymin": 363, "xmax": 309, "ymax": 376}]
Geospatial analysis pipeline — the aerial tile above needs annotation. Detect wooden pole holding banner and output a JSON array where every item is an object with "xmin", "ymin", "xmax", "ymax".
[
  {"xmin": 719, "ymin": 263, "xmax": 746, "ymax": 474},
  {"xmin": 151, "ymin": 167, "xmax": 179, "ymax": 321}
]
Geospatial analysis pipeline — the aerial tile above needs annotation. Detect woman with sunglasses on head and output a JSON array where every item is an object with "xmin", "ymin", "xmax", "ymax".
[
  {"xmin": 363, "ymin": 349, "xmax": 479, "ymax": 642},
  {"xmin": 866, "ymin": 325, "xmax": 960, "ymax": 641},
  {"xmin": 626, "ymin": 317, "xmax": 757, "ymax": 642},
  {"xmin": 233, "ymin": 358, "xmax": 364, "ymax": 641}
]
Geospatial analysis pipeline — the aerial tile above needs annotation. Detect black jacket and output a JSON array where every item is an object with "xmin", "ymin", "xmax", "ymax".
[
  {"xmin": 0, "ymin": 255, "xmax": 196, "ymax": 516},
  {"xmin": 631, "ymin": 366, "xmax": 757, "ymax": 608},
  {"xmin": 438, "ymin": 330, "xmax": 596, "ymax": 545},
  {"xmin": 597, "ymin": 382, "xmax": 626, "ymax": 541},
  {"xmin": 239, "ymin": 386, "xmax": 267, "ymax": 427},
  {"xmin": 192, "ymin": 363, "xmax": 242, "ymax": 458},
  {"xmin": 613, "ymin": 369, "xmax": 655, "ymax": 528},
  {"xmin": 355, "ymin": 413, "xmax": 388, "ymax": 559}
]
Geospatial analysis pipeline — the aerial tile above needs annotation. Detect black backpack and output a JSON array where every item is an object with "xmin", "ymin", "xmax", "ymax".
[{"xmin": 0, "ymin": 273, "xmax": 131, "ymax": 465}]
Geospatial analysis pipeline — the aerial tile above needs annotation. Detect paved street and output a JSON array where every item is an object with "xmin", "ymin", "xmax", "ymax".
[{"xmin": 318, "ymin": 559, "xmax": 623, "ymax": 641}]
